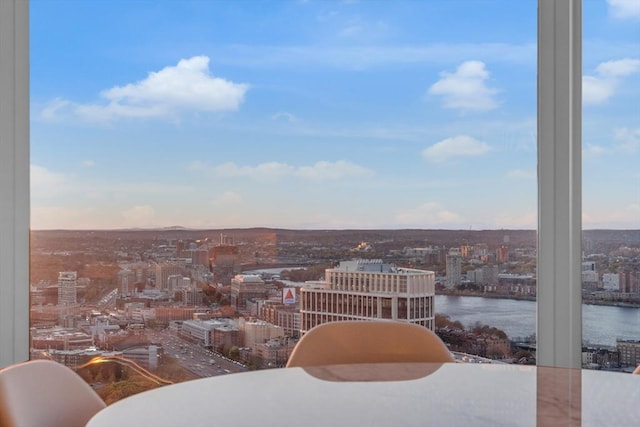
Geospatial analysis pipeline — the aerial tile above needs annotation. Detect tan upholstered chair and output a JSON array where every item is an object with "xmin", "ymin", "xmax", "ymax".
[
  {"xmin": 286, "ymin": 320, "xmax": 453, "ymax": 368},
  {"xmin": 0, "ymin": 359, "xmax": 106, "ymax": 427}
]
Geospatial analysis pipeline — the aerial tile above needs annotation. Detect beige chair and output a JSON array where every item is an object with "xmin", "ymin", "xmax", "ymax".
[
  {"xmin": 286, "ymin": 320, "xmax": 454, "ymax": 368},
  {"xmin": 0, "ymin": 359, "xmax": 106, "ymax": 427}
]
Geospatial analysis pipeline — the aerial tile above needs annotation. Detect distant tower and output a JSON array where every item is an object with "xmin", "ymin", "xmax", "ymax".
[
  {"xmin": 118, "ymin": 269, "xmax": 136, "ymax": 296},
  {"xmin": 220, "ymin": 233, "xmax": 235, "ymax": 245},
  {"xmin": 445, "ymin": 249, "xmax": 462, "ymax": 288},
  {"xmin": 176, "ymin": 240, "xmax": 185, "ymax": 257},
  {"xmin": 496, "ymin": 245, "xmax": 510, "ymax": 263},
  {"xmin": 155, "ymin": 262, "xmax": 185, "ymax": 291},
  {"xmin": 57, "ymin": 271, "xmax": 77, "ymax": 306}
]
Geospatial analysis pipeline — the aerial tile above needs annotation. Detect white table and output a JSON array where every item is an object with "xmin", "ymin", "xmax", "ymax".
[{"xmin": 86, "ymin": 363, "xmax": 640, "ymax": 427}]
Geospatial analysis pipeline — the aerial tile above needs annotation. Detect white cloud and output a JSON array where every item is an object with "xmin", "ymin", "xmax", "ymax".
[
  {"xmin": 214, "ymin": 162, "xmax": 295, "ymax": 180},
  {"xmin": 583, "ymin": 58, "xmax": 640, "ymax": 105},
  {"xmin": 582, "ymin": 76, "xmax": 616, "ymax": 105},
  {"xmin": 43, "ymin": 56, "xmax": 249, "ymax": 122},
  {"xmin": 428, "ymin": 61, "xmax": 499, "ymax": 112},
  {"xmin": 122, "ymin": 205, "xmax": 156, "ymax": 226},
  {"xmin": 396, "ymin": 202, "xmax": 464, "ymax": 227},
  {"xmin": 614, "ymin": 127, "xmax": 640, "ymax": 153},
  {"xmin": 82, "ymin": 160, "xmax": 95, "ymax": 168},
  {"xmin": 296, "ymin": 160, "xmax": 373, "ymax": 181},
  {"xmin": 40, "ymin": 98, "xmax": 71, "ymax": 121},
  {"xmin": 199, "ymin": 160, "xmax": 373, "ymax": 181},
  {"xmin": 507, "ymin": 169, "xmax": 536, "ymax": 180},
  {"xmin": 422, "ymin": 135, "xmax": 491, "ymax": 162},
  {"xmin": 596, "ymin": 58, "xmax": 640, "ymax": 77},
  {"xmin": 272, "ymin": 112, "xmax": 297, "ymax": 122},
  {"xmin": 607, "ymin": 0, "xmax": 640, "ymax": 19}
]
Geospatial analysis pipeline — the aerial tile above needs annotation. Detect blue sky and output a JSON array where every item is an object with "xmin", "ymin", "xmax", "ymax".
[{"xmin": 30, "ymin": 0, "xmax": 639, "ymax": 230}]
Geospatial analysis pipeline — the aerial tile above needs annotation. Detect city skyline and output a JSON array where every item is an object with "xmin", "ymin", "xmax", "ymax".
[{"xmin": 30, "ymin": 0, "xmax": 639, "ymax": 230}]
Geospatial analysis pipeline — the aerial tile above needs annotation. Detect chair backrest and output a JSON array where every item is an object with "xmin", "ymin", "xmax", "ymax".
[
  {"xmin": 0, "ymin": 359, "xmax": 106, "ymax": 427},
  {"xmin": 286, "ymin": 320, "xmax": 454, "ymax": 368}
]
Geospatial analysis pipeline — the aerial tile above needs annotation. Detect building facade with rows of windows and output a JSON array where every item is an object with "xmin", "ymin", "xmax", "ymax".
[{"xmin": 300, "ymin": 259, "xmax": 435, "ymax": 334}]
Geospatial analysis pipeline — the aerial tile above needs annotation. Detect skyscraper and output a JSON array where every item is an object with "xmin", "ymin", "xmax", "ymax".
[
  {"xmin": 57, "ymin": 271, "xmax": 77, "ymax": 306},
  {"xmin": 446, "ymin": 249, "xmax": 462, "ymax": 288}
]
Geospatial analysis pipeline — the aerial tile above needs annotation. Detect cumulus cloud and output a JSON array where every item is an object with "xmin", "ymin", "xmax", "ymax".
[
  {"xmin": 422, "ymin": 135, "xmax": 490, "ymax": 162},
  {"xmin": 196, "ymin": 160, "xmax": 373, "ymax": 181},
  {"xmin": 607, "ymin": 0, "xmax": 640, "ymax": 19},
  {"xmin": 42, "ymin": 56, "xmax": 249, "ymax": 122},
  {"xmin": 596, "ymin": 58, "xmax": 640, "ymax": 77},
  {"xmin": 396, "ymin": 202, "xmax": 464, "ymax": 226},
  {"xmin": 583, "ymin": 58, "xmax": 640, "ymax": 105},
  {"xmin": 428, "ymin": 61, "xmax": 499, "ymax": 112},
  {"xmin": 582, "ymin": 76, "xmax": 616, "ymax": 105}
]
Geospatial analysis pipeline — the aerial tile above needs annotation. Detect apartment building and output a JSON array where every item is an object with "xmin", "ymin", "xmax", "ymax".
[{"xmin": 300, "ymin": 259, "xmax": 435, "ymax": 334}]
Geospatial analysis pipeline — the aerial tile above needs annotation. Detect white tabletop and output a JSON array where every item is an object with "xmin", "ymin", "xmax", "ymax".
[{"xmin": 86, "ymin": 363, "xmax": 640, "ymax": 427}]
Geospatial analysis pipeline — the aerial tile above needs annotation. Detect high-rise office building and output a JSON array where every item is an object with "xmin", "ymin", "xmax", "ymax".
[
  {"xmin": 300, "ymin": 259, "xmax": 435, "ymax": 334},
  {"xmin": 118, "ymin": 269, "xmax": 137, "ymax": 296},
  {"xmin": 445, "ymin": 249, "xmax": 462, "ymax": 288},
  {"xmin": 57, "ymin": 271, "xmax": 77, "ymax": 306},
  {"xmin": 155, "ymin": 261, "xmax": 185, "ymax": 291}
]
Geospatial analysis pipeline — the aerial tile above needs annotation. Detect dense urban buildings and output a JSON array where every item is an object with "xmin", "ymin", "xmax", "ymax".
[{"xmin": 23, "ymin": 228, "xmax": 640, "ymax": 405}]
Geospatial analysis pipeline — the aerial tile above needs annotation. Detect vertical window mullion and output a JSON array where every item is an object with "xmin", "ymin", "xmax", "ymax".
[{"xmin": 537, "ymin": 0, "xmax": 582, "ymax": 369}]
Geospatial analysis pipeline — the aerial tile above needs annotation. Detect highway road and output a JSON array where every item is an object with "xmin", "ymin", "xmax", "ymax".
[{"xmin": 146, "ymin": 329, "xmax": 248, "ymax": 378}]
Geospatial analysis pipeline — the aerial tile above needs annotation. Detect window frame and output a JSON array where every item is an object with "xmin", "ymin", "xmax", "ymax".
[
  {"xmin": 0, "ymin": 0, "xmax": 30, "ymax": 368},
  {"xmin": 537, "ymin": 0, "xmax": 582, "ymax": 369},
  {"xmin": 0, "ymin": 0, "xmax": 582, "ymax": 369}
]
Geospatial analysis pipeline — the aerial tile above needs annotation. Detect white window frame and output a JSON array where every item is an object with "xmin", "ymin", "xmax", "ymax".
[
  {"xmin": 537, "ymin": 0, "xmax": 582, "ymax": 369},
  {"xmin": 0, "ymin": 0, "xmax": 582, "ymax": 369}
]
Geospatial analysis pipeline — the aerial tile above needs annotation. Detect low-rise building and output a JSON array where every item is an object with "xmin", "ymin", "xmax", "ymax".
[{"xmin": 617, "ymin": 339, "xmax": 640, "ymax": 367}]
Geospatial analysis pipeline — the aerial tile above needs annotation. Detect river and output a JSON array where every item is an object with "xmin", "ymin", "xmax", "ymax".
[{"xmin": 435, "ymin": 295, "xmax": 640, "ymax": 347}]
